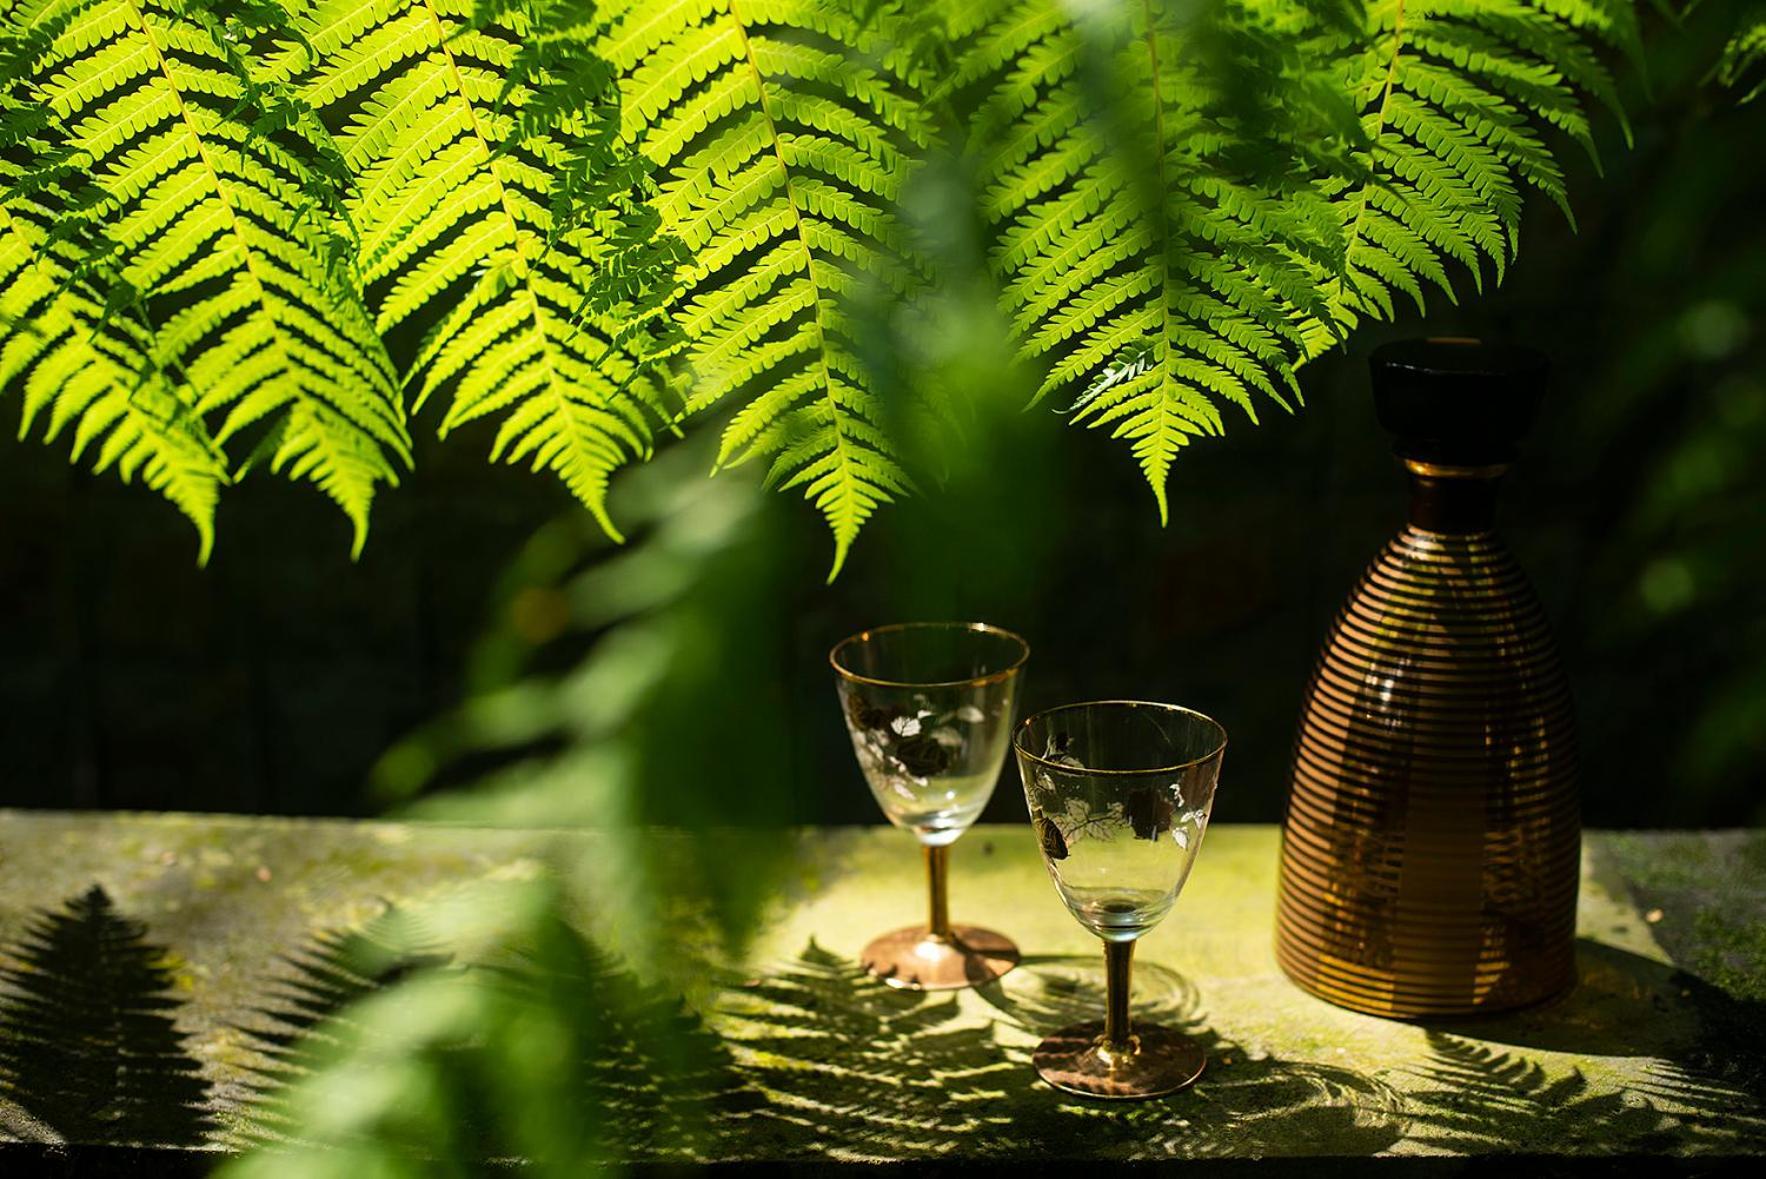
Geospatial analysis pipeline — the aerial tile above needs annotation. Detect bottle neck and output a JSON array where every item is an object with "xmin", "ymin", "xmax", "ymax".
[{"xmin": 1403, "ymin": 458, "xmax": 1507, "ymax": 533}]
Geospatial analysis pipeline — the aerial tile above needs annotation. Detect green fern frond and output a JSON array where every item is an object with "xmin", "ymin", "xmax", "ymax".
[
  {"xmin": 959, "ymin": 0, "xmax": 1633, "ymax": 521},
  {"xmin": 7, "ymin": 0, "xmax": 409, "ymax": 553},
  {"xmin": 0, "ymin": 0, "xmax": 1659, "ymax": 565},
  {"xmin": 602, "ymin": 0, "xmax": 926, "ymax": 578},
  {"xmin": 281, "ymin": 0, "xmax": 680, "ymax": 543},
  {"xmin": 1313, "ymin": 0, "xmax": 1636, "ymax": 349},
  {"xmin": 0, "ymin": 63, "xmax": 226, "ymax": 557},
  {"xmin": 962, "ymin": 0, "xmax": 1346, "ymax": 521}
]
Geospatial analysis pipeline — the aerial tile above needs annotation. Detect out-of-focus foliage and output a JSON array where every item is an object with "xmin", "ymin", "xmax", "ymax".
[
  {"xmin": 369, "ymin": 431, "xmax": 804, "ymax": 970},
  {"xmin": 212, "ymin": 435, "xmax": 799, "ymax": 1171},
  {"xmin": 235, "ymin": 905, "xmax": 451, "ymax": 1146},
  {"xmin": 221, "ymin": 881, "xmax": 755, "ymax": 1175},
  {"xmin": 1562, "ymin": 0, "xmax": 1766, "ymax": 823},
  {"xmin": 0, "ymin": 0, "xmax": 1670, "ymax": 574},
  {"xmin": 1714, "ymin": 0, "xmax": 1766, "ymax": 99}
]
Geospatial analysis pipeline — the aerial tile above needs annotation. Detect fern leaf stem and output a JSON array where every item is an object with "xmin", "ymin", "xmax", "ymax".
[
  {"xmin": 418, "ymin": 0, "xmax": 628, "ymax": 528},
  {"xmin": 1335, "ymin": 0, "xmax": 1410, "ymax": 312},
  {"xmin": 1140, "ymin": 0, "xmax": 1173, "ymax": 525},
  {"xmin": 416, "ymin": 0, "xmax": 559, "ymax": 396},
  {"xmin": 727, "ymin": 0, "xmax": 840, "ymax": 437},
  {"xmin": 420, "ymin": 0, "xmax": 531, "ymax": 277},
  {"xmin": 726, "ymin": 0, "xmax": 858, "ymax": 575},
  {"xmin": 122, "ymin": 0, "xmax": 292, "ymax": 407}
]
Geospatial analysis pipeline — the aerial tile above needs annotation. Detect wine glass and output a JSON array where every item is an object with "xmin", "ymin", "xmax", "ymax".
[
  {"xmin": 1013, "ymin": 700, "xmax": 1227, "ymax": 1098},
  {"xmin": 831, "ymin": 622, "xmax": 1029, "ymax": 990}
]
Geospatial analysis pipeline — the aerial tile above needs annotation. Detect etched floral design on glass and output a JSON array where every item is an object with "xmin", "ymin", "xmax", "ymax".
[
  {"xmin": 1015, "ymin": 700, "xmax": 1226, "ymax": 1099},
  {"xmin": 839, "ymin": 686, "xmax": 1011, "ymax": 846},
  {"xmin": 831, "ymin": 622, "xmax": 1028, "ymax": 990}
]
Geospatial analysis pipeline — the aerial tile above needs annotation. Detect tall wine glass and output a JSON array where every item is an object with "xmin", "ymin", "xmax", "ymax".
[
  {"xmin": 831, "ymin": 622, "xmax": 1029, "ymax": 990},
  {"xmin": 1014, "ymin": 700, "xmax": 1226, "ymax": 1098}
]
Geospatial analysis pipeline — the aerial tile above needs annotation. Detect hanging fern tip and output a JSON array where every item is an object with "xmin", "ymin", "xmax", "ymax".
[
  {"xmin": 825, "ymin": 540, "xmax": 852, "ymax": 585},
  {"xmin": 589, "ymin": 503, "xmax": 627, "ymax": 546}
]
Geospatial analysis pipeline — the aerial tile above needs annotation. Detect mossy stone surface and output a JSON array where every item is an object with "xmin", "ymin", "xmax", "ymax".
[{"xmin": 0, "ymin": 812, "xmax": 1762, "ymax": 1162}]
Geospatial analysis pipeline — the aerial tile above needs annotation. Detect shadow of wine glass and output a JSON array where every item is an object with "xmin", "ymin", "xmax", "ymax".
[
  {"xmin": 980, "ymin": 952, "xmax": 1408, "ymax": 1159},
  {"xmin": 973, "ymin": 951, "xmax": 1204, "ymax": 1033}
]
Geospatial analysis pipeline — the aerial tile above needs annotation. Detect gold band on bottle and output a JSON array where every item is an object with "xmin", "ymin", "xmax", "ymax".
[{"xmin": 1402, "ymin": 458, "xmax": 1511, "ymax": 480}]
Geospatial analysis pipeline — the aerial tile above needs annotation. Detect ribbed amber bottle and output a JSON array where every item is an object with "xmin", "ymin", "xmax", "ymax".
[{"xmin": 1276, "ymin": 339, "xmax": 1579, "ymax": 1019}]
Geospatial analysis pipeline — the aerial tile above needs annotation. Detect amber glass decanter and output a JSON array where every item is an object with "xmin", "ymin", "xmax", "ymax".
[{"xmin": 1276, "ymin": 338, "xmax": 1579, "ymax": 1019}]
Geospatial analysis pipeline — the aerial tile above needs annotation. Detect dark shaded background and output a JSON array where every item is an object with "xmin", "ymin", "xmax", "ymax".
[{"xmin": 2, "ymin": 25, "xmax": 1761, "ymax": 830}]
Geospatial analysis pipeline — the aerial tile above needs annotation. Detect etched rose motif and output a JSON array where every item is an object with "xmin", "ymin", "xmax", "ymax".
[
  {"xmin": 1125, "ymin": 784, "xmax": 1174, "ymax": 841},
  {"xmin": 893, "ymin": 732, "xmax": 952, "ymax": 778},
  {"xmin": 1034, "ymin": 811, "xmax": 1068, "ymax": 860},
  {"xmin": 844, "ymin": 692, "xmax": 895, "ymax": 733}
]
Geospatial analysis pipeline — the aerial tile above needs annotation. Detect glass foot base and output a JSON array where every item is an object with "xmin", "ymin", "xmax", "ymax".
[
  {"xmin": 860, "ymin": 925, "xmax": 1020, "ymax": 991},
  {"xmin": 1032, "ymin": 1020, "xmax": 1205, "ymax": 1100}
]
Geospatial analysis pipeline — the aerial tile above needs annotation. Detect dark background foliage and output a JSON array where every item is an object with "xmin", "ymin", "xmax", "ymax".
[{"xmin": 0, "ymin": 17, "xmax": 1760, "ymax": 830}]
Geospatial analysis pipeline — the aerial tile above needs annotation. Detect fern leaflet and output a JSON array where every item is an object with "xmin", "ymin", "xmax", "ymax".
[
  {"xmin": 601, "ymin": 0, "xmax": 926, "ymax": 577},
  {"xmin": 955, "ymin": 0, "xmax": 1351, "ymax": 521},
  {"xmin": 6, "ymin": 0, "xmax": 409, "ymax": 552},
  {"xmin": 1309, "ymin": 0, "xmax": 1638, "ymax": 348},
  {"xmin": 1, "ymin": 69, "xmax": 227, "ymax": 555},
  {"xmin": 282, "ymin": 0, "xmax": 683, "ymax": 542}
]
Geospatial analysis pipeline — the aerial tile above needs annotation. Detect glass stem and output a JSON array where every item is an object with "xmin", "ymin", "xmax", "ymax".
[
  {"xmin": 1104, "ymin": 938, "xmax": 1135, "ymax": 1050},
  {"xmin": 925, "ymin": 844, "xmax": 951, "ymax": 939}
]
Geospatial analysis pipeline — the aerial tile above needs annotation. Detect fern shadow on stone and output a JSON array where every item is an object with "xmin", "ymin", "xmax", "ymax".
[
  {"xmin": 1414, "ymin": 939, "xmax": 1766, "ymax": 1153},
  {"xmin": 1407, "ymin": 989, "xmax": 1766, "ymax": 1154},
  {"xmin": 715, "ymin": 940, "xmax": 1018, "ymax": 1159},
  {"xmin": 0, "ymin": 885, "xmax": 212, "ymax": 1147},
  {"xmin": 234, "ymin": 906, "xmax": 758, "ymax": 1164},
  {"xmin": 516, "ymin": 923, "xmax": 765, "ymax": 1162},
  {"xmin": 1407, "ymin": 1033, "xmax": 1684, "ymax": 1156},
  {"xmin": 233, "ymin": 904, "xmax": 451, "ymax": 1146},
  {"xmin": 716, "ymin": 943, "xmax": 1407, "ymax": 1162}
]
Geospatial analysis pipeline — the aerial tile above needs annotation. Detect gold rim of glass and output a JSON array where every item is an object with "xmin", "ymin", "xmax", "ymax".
[
  {"xmin": 1013, "ymin": 699, "xmax": 1228, "ymax": 776},
  {"xmin": 828, "ymin": 621, "xmax": 1030, "ymax": 690}
]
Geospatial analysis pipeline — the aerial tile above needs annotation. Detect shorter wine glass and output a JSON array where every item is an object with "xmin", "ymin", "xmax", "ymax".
[
  {"xmin": 1014, "ymin": 700, "xmax": 1226, "ymax": 1098},
  {"xmin": 831, "ymin": 622, "xmax": 1028, "ymax": 990}
]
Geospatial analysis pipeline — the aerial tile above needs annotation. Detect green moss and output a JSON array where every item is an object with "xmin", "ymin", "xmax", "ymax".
[{"xmin": 1688, "ymin": 910, "xmax": 1766, "ymax": 1002}]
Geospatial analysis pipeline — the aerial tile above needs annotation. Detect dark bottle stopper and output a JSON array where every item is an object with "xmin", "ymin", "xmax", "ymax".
[{"xmin": 1370, "ymin": 337, "xmax": 1548, "ymax": 466}]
